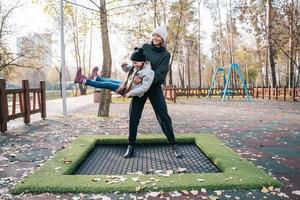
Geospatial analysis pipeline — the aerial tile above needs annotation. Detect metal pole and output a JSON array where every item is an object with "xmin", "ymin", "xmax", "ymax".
[{"xmin": 60, "ymin": 0, "xmax": 68, "ymax": 116}]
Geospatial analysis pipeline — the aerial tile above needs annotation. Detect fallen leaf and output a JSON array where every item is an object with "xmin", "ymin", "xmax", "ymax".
[
  {"xmin": 148, "ymin": 191, "xmax": 161, "ymax": 197},
  {"xmin": 105, "ymin": 176, "xmax": 126, "ymax": 184},
  {"xmin": 135, "ymin": 186, "xmax": 141, "ymax": 192},
  {"xmin": 277, "ymin": 192, "xmax": 289, "ymax": 198},
  {"xmin": 191, "ymin": 190, "xmax": 198, "ymax": 195},
  {"xmin": 177, "ymin": 167, "xmax": 187, "ymax": 173},
  {"xmin": 267, "ymin": 186, "xmax": 274, "ymax": 191},
  {"xmin": 163, "ymin": 170, "xmax": 173, "ymax": 177},
  {"xmin": 261, "ymin": 186, "xmax": 269, "ymax": 193},
  {"xmin": 201, "ymin": 188, "xmax": 207, "ymax": 193},
  {"xmin": 99, "ymin": 195, "xmax": 111, "ymax": 200},
  {"xmin": 169, "ymin": 191, "xmax": 182, "ymax": 197},
  {"xmin": 181, "ymin": 190, "xmax": 189, "ymax": 195},
  {"xmin": 280, "ymin": 176, "xmax": 289, "ymax": 181},
  {"xmin": 128, "ymin": 171, "xmax": 144, "ymax": 175},
  {"xmin": 131, "ymin": 177, "xmax": 141, "ymax": 182},
  {"xmin": 208, "ymin": 195, "xmax": 219, "ymax": 200},
  {"xmin": 63, "ymin": 160, "xmax": 72, "ymax": 164},
  {"xmin": 292, "ymin": 190, "xmax": 300, "ymax": 196}
]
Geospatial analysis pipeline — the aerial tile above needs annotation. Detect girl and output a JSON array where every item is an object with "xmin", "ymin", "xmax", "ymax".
[{"xmin": 74, "ymin": 47, "xmax": 154, "ymax": 98}]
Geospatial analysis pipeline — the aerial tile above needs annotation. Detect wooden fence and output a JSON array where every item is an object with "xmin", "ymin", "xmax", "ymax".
[
  {"xmin": 0, "ymin": 79, "xmax": 46, "ymax": 132},
  {"xmin": 163, "ymin": 85, "xmax": 300, "ymax": 103}
]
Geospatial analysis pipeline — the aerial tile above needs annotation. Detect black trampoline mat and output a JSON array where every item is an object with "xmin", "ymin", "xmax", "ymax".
[{"xmin": 74, "ymin": 143, "xmax": 220, "ymax": 175}]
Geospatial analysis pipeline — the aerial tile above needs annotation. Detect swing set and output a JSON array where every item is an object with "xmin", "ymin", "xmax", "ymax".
[{"xmin": 207, "ymin": 63, "xmax": 251, "ymax": 102}]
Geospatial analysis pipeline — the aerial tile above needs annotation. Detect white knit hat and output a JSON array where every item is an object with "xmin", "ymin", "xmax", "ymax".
[{"xmin": 152, "ymin": 26, "xmax": 168, "ymax": 43}]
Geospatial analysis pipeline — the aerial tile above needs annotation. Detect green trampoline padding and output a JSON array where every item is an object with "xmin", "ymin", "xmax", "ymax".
[{"xmin": 11, "ymin": 134, "xmax": 281, "ymax": 194}]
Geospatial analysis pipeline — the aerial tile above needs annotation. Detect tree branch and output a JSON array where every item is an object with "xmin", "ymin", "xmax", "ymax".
[
  {"xmin": 0, "ymin": 0, "xmax": 23, "ymax": 41},
  {"xmin": 107, "ymin": 1, "xmax": 149, "ymax": 12},
  {"xmin": 271, "ymin": 38, "xmax": 300, "ymax": 70},
  {"xmin": 63, "ymin": 0, "xmax": 99, "ymax": 12},
  {"xmin": 89, "ymin": 0, "xmax": 100, "ymax": 10}
]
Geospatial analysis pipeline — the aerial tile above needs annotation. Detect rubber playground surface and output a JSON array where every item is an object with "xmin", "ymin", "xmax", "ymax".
[{"xmin": 0, "ymin": 95, "xmax": 299, "ymax": 199}]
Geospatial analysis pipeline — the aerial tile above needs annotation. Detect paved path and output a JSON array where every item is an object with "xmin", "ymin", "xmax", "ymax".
[
  {"xmin": 6, "ymin": 94, "xmax": 95, "ymax": 129},
  {"xmin": 1, "ymin": 96, "xmax": 300, "ymax": 200}
]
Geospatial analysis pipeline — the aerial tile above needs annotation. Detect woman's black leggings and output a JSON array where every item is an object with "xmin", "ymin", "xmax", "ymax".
[{"xmin": 128, "ymin": 85, "xmax": 176, "ymax": 145}]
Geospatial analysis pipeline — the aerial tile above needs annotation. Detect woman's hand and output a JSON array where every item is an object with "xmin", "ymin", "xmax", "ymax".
[
  {"xmin": 125, "ymin": 92, "xmax": 131, "ymax": 98},
  {"xmin": 133, "ymin": 76, "xmax": 142, "ymax": 84}
]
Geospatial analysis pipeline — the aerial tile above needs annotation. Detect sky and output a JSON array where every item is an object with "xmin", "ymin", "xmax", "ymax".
[{"xmin": 6, "ymin": 0, "xmax": 214, "ymax": 78}]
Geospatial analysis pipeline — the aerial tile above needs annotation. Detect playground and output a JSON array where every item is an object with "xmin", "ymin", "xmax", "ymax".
[
  {"xmin": 1, "ymin": 94, "xmax": 299, "ymax": 199},
  {"xmin": 1, "ymin": 0, "xmax": 300, "ymax": 199}
]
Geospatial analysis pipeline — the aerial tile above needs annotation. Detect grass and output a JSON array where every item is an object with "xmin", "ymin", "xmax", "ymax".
[{"xmin": 10, "ymin": 134, "xmax": 281, "ymax": 194}]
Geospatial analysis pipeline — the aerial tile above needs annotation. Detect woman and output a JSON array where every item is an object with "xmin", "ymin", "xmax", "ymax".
[{"xmin": 123, "ymin": 26, "xmax": 182, "ymax": 159}]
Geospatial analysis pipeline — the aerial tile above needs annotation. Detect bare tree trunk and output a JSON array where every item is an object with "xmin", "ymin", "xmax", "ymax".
[
  {"xmin": 256, "ymin": 44, "xmax": 264, "ymax": 87},
  {"xmin": 197, "ymin": 0, "xmax": 202, "ymax": 88},
  {"xmin": 229, "ymin": 0, "xmax": 234, "ymax": 63},
  {"xmin": 168, "ymin": 0, "xmax": 183, "ymax": 85},
  {"xmin": 88, "ymin": 13, "xmax": 93, "ymax": 77},
  {"xmin": 71, "ymin": 5, "xmax": 86, "ymax": 95},
  {"xmin": 98, "ymin": 0, "xmax": 112, "ymax": 117},
  {"xmin": 265, "ymin": 46, "xmax": 269, "ymax": 87},
  {"xmin": 160, "ymin": 0, "xmax": 167, "ymax": 25},
  {"xmin": 83, "ymin": 34, "xmax": 86, "ymax": 74},
  {"xmin": 289, "ymin": 10, "xmax": 295, "ymax": 88},
  {"xmin": 217, "ymin": 0, "xmax": 225, "ymax": 67},
  {"xmin": 153, "ymin": 0, "xmax": 157, "ymax": 28},
  {"xmin": 228, "ymin": 0, "xmax": 237, "ymax": 88},
  {"xmin": 186, "ymin": 40, "xmax": 196, "ymax": 88},
  {"xmin": 287, "ymin": 64, "xmax": 290, "ymax": 88},
  {"xmin": 244, "ymin": 62, "xmax": 249, "ymax": 87},
  {"xmin": 187, "ymin": 48, "xmax": 191, "ymax": 88},
  {"xmin": 226, "ymin": 0, "xmax": 232, "ymax": 64},
  {"xmin": 266, "ymin": 0, "xmax": 277, "ymax": 87},
  {"xmin": 297, "ymin": 52, "xmax": 300, "ymax": 87},
  {"xmin": 178, "ymin": 46, "xmax": 184, "ymax": 88},
  {"xmin": 178, "ymin": 64, "xmax": 185, "ymax": 88},
  {"xmin": 72, "ymin": 7, "xmax": 81, "ymax": 69}
]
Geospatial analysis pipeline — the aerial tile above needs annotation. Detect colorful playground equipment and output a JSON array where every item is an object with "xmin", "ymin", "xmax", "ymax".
[{"xmin": 207, "ymin": 63, "xmax": 251, "ymax": 102}]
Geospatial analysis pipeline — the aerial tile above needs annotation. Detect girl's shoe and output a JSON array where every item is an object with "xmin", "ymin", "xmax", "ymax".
[
  {"xmin": 89, "ymin": 67, "xmax": 99, "ymax": 80},
  {"xmin": 74, "ymin": 67, "xmax": 86, "ymax": 84}
]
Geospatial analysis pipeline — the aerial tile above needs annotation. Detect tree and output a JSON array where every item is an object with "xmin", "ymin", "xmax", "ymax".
[
  {"xmin": 91, "ymin": 0, "xmax": 112, "ymax": 117},
  {"xmin": 266, "ymin": 0, "xmax": 277, "ymax": 87},
  {"xmin": 168, "ymin": 0, "xmax": 196, "ymax": 85},
  {"xmin": 197, "ymin": 0, "xmax": 202, "ymax": 88},
  {"xmin": 0, "ymin": 1, "xmax": 44, "ymax": 81}
]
